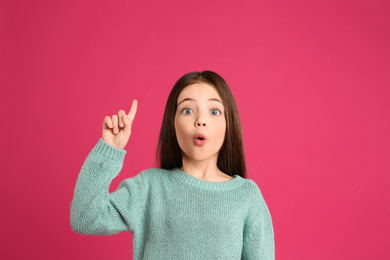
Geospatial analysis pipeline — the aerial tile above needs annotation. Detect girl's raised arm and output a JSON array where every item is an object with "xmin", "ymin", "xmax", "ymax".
[{"xmin": 70, "ymin": 99, "xmax": 145, "ymax": 236}]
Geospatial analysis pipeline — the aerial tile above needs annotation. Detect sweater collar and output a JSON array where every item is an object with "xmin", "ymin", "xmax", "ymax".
[{"xmin": 169, "ymin": 167, "xmax": 246, "ymax": 191}]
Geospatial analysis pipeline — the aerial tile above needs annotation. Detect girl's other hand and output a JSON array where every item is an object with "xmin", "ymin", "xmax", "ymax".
[{"xmin": 102, "ymin": 100, "xmax": 138, "ymax": 150}]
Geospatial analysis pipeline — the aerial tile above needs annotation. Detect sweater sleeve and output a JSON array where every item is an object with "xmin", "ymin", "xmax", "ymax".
[
  {"xmin": 70, "ymin": 138, "xmax": 145, "ymax": 236},
  {"xmin": 242, "ymin": 190, "xmax": 275, "ymax": 259}
]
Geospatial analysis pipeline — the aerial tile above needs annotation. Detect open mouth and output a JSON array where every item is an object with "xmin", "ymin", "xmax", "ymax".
[
  {"xmin": 195, "ymin": 134, "xmax": 206, "ymax": 140},
  {"xmin": 194, "ymin": 134, "xmax": 207, "ymax": 145}
]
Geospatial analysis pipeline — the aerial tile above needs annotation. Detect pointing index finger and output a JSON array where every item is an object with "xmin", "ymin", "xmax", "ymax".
[{"xmin": 128, "ymin": 99, "xmax": 138, "ymax": 121}]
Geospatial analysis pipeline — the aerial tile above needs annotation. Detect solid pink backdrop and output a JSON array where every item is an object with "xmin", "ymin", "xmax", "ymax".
[{"xmin": 1, "ymin": 0, "xmax": 389, "ymax": 259}]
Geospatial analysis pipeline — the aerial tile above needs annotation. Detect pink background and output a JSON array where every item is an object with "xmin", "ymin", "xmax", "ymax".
[{"xmin": 1, "ymin": 0, "xmax": 389, "ymax": 259}]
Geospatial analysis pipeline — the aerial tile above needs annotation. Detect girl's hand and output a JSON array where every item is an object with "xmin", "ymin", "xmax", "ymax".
[{"xmin": 102, "ymin": 100, "xmax": 138, "ymax": 150}]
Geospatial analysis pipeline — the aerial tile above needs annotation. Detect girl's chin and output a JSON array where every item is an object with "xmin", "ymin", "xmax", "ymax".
[{"xmin": 181, "ymin": 151, "xmax": 219, "ymax": 162}]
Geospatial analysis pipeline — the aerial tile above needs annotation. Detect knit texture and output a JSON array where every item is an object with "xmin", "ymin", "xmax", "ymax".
[{"xmin": 70, "ymin": 138, "xmax": 275, "ymax": 259}]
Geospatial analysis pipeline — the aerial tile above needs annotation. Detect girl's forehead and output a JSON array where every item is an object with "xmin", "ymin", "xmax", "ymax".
[{"xmin": 177, "ymin": 83, "xmax": 222, "ymax": 103}]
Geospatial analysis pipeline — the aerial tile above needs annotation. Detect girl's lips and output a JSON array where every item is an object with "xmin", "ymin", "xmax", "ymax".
[
  {"xmin": 194, "ymin": 138, "xmax": 207, "ymax": 146},
  {"xmin": 194, "ymin": 133, "xmax": 207, "ymax": 145},
  {"xmin": 195, "ymin": 133, "xmax": 207, "ymax": 140}
]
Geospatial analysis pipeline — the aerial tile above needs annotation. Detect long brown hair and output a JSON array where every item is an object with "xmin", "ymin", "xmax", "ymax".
[{"xmin": 156, "ymin": 71, "xmax": 247, "ymax": 178}]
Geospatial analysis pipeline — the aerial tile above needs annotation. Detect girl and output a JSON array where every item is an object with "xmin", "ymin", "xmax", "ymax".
[{"xmin": 70, "ymin": 71, "xmax": 275, "ymax": 259}]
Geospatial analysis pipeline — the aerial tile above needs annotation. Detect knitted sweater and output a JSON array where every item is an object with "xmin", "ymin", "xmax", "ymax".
[{"xmin": 70, "ymin": 138, "xmax": 275, "ymax": 260}]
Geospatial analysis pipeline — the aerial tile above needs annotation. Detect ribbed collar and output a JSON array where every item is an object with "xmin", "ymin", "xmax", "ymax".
[{"xmin": 169, "ymin": 167, "xmax": 246, "ymax": 191}]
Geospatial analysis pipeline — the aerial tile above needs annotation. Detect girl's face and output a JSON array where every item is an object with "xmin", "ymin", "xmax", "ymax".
[{"xmin": 174, "ymin": 83, "xmax": 226, "ymax": 164}]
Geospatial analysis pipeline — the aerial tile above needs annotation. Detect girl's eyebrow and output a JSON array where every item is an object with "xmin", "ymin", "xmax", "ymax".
[{"xmin": 178, "ymin": 98, "xmax": 223, "ymax": 106}]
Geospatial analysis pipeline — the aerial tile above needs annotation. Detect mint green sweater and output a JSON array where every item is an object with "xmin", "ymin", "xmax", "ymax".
[{"xmin": 70, "ymin": 138, "xmax": 275, "ymax": 259}]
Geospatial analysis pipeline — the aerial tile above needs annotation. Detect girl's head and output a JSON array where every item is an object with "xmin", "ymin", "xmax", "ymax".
[{"xmin": 156, "ymin": 70, "xmax": 246, "ymax": 178}]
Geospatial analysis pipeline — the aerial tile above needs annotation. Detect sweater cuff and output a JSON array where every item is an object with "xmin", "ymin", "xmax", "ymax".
[{"xmin": 92, "ymin": 138, "xmax": 127, "ymax": 161}]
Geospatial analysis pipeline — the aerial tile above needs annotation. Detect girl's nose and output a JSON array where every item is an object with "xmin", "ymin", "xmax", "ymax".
[{"xmin": 195, "ymin": 117, "xmax": 206, "ymax": 127}]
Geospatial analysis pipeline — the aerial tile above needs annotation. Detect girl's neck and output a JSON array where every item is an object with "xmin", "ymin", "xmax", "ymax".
[{"xmin": 180, "ymin": 162, "xmax": 231, "ymax": 181}]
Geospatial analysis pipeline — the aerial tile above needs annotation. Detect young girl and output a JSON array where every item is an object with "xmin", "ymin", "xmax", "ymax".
[{"xmin": 70, "ymin": 71, "xmax": 275, "ymax": 259}]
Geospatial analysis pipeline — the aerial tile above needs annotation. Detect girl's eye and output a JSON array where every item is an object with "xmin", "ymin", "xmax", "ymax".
[
  {"xmin": 210, "ymin": 108, "xmax": 221, "ymax": 116},
  {"xmin": 181, "ymin": 108, "xmax": 193, "ymax": 115},
  {"xmin": 181, "ymin": 107, "xmax": 222, "ymax": 115}
]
